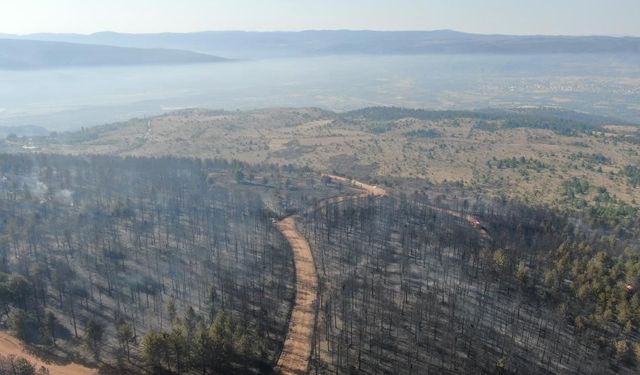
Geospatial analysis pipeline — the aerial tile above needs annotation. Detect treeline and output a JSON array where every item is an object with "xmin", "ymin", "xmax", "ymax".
[
  {"xmin": 569, "ymin": 152, "xmax": 611, "ymax": 165},
  {"xmin": 368, "ymin": 125, "xmax": 442, "ymax": 138},
  {"xmin": 341, "ymin": 106, "xmax": 606, "ymax": 135},
  {"xmin": 487, "ymin": 156, "xmax": 549, "ymax": 172},
  {"xmin": 342, "ymin": 107, "xmax": 493, "ymax": 122},
  {"xmin": 404, "ymin": 129, "xmax": 441, "ymax": 139},
  {"xmin": 502, "ymin": 116, "xmax": 600, "ymax": 135}
]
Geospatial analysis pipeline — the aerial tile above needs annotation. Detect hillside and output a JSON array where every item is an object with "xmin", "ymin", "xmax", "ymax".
[
  {"xmin": 19, "ymin": 106, "xmax": 638, "ymax": 221},
  {"xmin": 0, "ymin": 39, "xmax": 227, "ymax": 69},
  {"xmin": 3, "ymin": 30, "xmax": 640, "ymax": 59},
  {"xmin": 1, "ymin": 115, "xmax": 640, "ymax": 374},
  {"xmin": 0, "ymin": 154, "xmax": 356, "ymax": 373}
]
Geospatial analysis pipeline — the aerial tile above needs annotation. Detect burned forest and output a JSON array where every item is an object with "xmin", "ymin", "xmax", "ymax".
[
  {"xmin": 2, "ymin": 3, "xmax": 640, "ymax": 373},
  {"xmin": 0, "ymin": 152, "xmax": 639, "ymax": 375},
  {"xmin": 303, "ymin": 191, "xmax": 640, "ymax": 375},
  {"xmin": 0, "ymin": 153, "xmax": 348, "ymax": 374}
]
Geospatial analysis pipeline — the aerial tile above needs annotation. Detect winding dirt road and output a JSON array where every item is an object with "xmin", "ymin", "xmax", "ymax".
[
  {"xmin": 274, "ymin": 174, "xmax": 386, "ymax": 375},
  {"xmin": 273, "ymin": 217, "xmax": 318, "ymax": 375},
  {"xmin": 325, "ymin": 174, "xmax": 488, "ymax": 237},
  {"xmin": 321, "ymin": 174, "xmax": 387, "ymax": 197}
]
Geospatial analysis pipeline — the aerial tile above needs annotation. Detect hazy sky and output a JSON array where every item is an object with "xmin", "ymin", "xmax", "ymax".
[{"xmin": 1, "ymin": 0, "xmax": 639, "ymax": 36}]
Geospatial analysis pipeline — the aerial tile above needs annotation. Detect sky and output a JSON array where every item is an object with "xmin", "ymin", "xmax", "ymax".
[{"xmin": 1, "ymin": 0, "xmax": 639, "ymax": 36}]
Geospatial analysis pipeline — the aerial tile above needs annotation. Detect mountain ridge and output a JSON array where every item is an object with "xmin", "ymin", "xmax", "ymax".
[
  {"xmin": 2, "ymin": 30, "xmax": 639, "ymax": 58},
  {"xmin": 0, "ymin": 38, "xmax": 228, "ymax": 69}
]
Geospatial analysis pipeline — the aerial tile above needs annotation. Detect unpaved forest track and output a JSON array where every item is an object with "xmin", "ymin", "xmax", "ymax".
[
  {"xmin": 278, "ymin": 174, "xmax": 489, "ymax": 375},
  {"xmin": 321, "ymin": 174, "xmax": 387, "ymax": 197},
  {"xmin": 325, "ymin": 173, "xmax": 489, "ymax": 238},
  {"xmin": 274, "ymin": 174, "xmax": 385, "ymax": 375},
  {"xmin": 274, "ymin": 217, "xmax": 318, "ymax": 375}
]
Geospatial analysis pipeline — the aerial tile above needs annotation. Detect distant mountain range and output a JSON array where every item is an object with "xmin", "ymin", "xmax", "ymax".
[
  {"xmin": 0, "ymin": 39, "xmax": 227, "ymax": 69},
  {"xmin": 2, "ymin": 30, "xmax": 640, "ymax": 59}
]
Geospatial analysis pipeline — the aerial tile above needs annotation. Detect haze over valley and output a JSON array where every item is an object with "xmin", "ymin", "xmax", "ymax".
[{"xmin": 1, "ymin": 52, "xmax": 639, "ymax": 131}]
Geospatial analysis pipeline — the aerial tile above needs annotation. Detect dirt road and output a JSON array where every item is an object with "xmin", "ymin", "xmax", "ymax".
[
  {"xmin": 274, "ymin": 217, "xmax": 318, "ymax": 375},
  {"xmin": 321, "ymin": 174, "xmax": 387, "ymax": 196},
  {"xmin": 324, "ymin": 173, "xmax": 490, "ymax": 237},
  {"xmin": 276, "ymin": 174, "xmax": 487, "ymax": 375},
  {"xmin": 274, "ymin": 175, "xmax": 386, "ymax": 374},
  {"xmin": 0, "ymin": 332, "xmax": 96, "ymax": 375}
]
